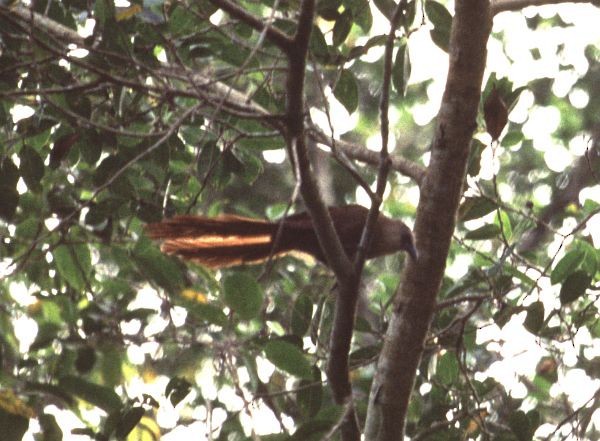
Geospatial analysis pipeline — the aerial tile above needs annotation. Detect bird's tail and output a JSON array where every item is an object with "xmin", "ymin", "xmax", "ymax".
[{"xmin": 145, "ymin": 214, "xmax": 284, "ymax": 268}]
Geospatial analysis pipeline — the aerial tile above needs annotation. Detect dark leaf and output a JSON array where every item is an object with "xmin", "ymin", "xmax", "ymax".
[
  {"xmin": 523, "ymin": 301, "xmax": 544, "ymax": 335},
  {"xmin": 551, "ymin": 249, "xmax": 585, "ymax": 285},
  {"xmin": 464, "ymin": 224, "xmax": 501, "ymax": 240},
  {"xmin": 59, "ymin": 375, "xmax": 122, "ymax": 413},
  {"xmin": 484, "ymin": 86, "xmax": 509, "ymax": 141},
  {"xmin": 392, "ymin": 40, "xmax": 410, "ymax": 96},
  {"xmin": 115, "ymin": 406, "xmax": 144, "ymax": 438},
  {"xmin": 332, "ymin": 10, "xmax": 353, "ymax": 47},
  {"xmin": 50, "ymin": 133, "xmax": 80, "ymax": 168},
  {"xmin": 166, "ymin": 377, "xmax": 192, "ymax": 407},
  {"xmin": 19, "ymin": 145, "xmax": 44, "ymax": 192},
  {"xmin": 559, "ymin": 270, "xmax": 591, "ymax": 304},
  {"xmin": 222, "ymin": 273, "xmax": 263, "ymax": 320},
  {"xmin": 437, "ymin": 351, "xmax": 459, "ymax": 386},
  {"xmin": 291, "ymin": 294, "xmax": 313, "ymax": 337},
  {"xmin": 53, "ymin": 244, "xmax": 92, "ymax": 291},
  {"xmin": 333, "ymin": 69, "xmax": 359, "ymax": 114},
  {"xmin": 459, "ymin": 197, "xmax": 497, "ymax": 221},
  {"xmin": 264, "ymin": 339, "xmax": 312, "ymax": 379}
]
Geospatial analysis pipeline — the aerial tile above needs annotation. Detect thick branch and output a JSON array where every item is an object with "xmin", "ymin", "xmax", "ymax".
[
  {"xmin": 364, "ymin": 1, "xmax": 493, "ymax": 440},
  {"xmin": 207, "ymin": 0, "xmax": 293, "ymax": 51},
  {"xmin": 309, "ymin": 129, "xmax": 427, "ymax": 184},
  {"xmin": 491, "ymin": 0, "xmax": 594, "ymax": 14}
]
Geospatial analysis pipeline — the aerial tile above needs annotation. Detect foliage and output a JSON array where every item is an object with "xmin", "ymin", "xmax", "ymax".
[{"xmin": 0, "ymin": 1, "xmax": 599, "ymax": 440}]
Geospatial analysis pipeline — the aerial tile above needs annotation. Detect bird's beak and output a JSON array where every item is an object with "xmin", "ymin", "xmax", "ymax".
[{"xmin": 406, "ymin": 242, "xmax": 418, "ymax": 261}]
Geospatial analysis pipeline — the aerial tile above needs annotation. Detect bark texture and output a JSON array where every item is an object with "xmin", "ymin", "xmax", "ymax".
[{"xmin": 364, "ymin": 2, "xmax": 493, "ymax": 439}]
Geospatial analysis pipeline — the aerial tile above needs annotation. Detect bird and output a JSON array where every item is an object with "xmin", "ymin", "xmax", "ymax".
[{"xmin": 145, "ymin": 204, "xmax": 417, "ymax": 269}]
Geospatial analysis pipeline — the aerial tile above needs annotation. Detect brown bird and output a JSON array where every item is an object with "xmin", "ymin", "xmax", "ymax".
[{"xmin": 145, "ymin": 204, "xmax": 417, "ymax": 268}]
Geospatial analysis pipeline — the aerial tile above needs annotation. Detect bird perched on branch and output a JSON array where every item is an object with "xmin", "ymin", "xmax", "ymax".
[{"xmin": 145, "ymin": 204, "xmax": 417, "ymax": 268}]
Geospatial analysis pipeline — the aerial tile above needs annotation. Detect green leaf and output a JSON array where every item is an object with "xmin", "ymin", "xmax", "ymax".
[
  {"xmin": 551, "ymin": 249, "xmax": 585, "ymax": 285},
  {"xmin": 291, "ymin": 294, "xmax": 313, "ymax": 337},
  {"xmin": 501, "ymin": 131, "xmax": 524, "ymax": 147},
  {"xmin": 495, "ymin": 210, "xmax": 513, "ymax": 241},
  {"xmin": 19, "ymin": 145, "xmax": 44, "ymax": 192},
  {"xmin": 53, "ymin": 244, "xmax": 91, "ymax": 291},
  {"xmin": 264, "ymin": 339, "xmax": 312, "ymax": 379},
  {"xmin": 333, "ymin": 69, "xmax": 359, "ymax": 114},
  {"xmin": 309, "ymin": 25, "xmax": 329, "ymax": 60},
  {"xmin": 579, "ymin": 241, "xmax": 598, "ymax": 277},
  {"xmin": 296, "ymin": 366, "xmax": 322, "ymax": 418},
  {"xmin": 332, "ymin": 10, "xmax": 353, "ymax": 47},
  {"xmin": 392, "ymin": 40, "xmax": 410, "ymax": 96},
  {"xmin": 437, "ymin": 351, "xmax": 459, "ymax": 386},
  {"xmin": 523, "ymin": 301, "xmax": 544, "ymax": 335},
  {"xmin": 347, "ymin": 0, "xmax": 372, "ymax": 33},
  {"xmin": 459, "ymin": 197, "xmax": 497, "ymax": 221},
  {"xmin": 464, "ymin": 224, "xmax": 501, "ymax": 240},
  {"xmin": 425, "ymin": 1, "xmax": 452, "ymax": 52},
  {"xmin": 133, "ymin": 243, "xmax": 185, "ymax": 293},
  {"xmin": 187, "ymin": 302, "xmax": 228, "ymax": 327},
  {"xmin": 467, "ymin": 139, "xmax": 486, "ymax": 177},
  {"xmin": 59, "ymin": 375, "xmax": 122, "ymax": 413},
  {"xmin": 222, "ymin": 273, "xmax": 263, "ymax": 320},
  {"xmin": 559, "ymin": 270, "xmax": 591, "ymax": 304}
]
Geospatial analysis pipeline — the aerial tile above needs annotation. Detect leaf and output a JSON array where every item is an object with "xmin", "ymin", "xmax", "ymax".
[
  {"xmin": 501, "ymin": 131, "xmax": 524, "ymax": 147},
  {"xmin": 264, "ymin": 340, "xmax": 312, "ymax": 379},
  {"xmin": 484, "ymin": 86, "xmax": 509, "ymax": 141},
  {"xmin": 464, "ymin": 224, "xmax": 501, "ymax": 240},
  {"xmin": 392, "ymin": 40, "xmax": 410, "ymax": 96},
  {"xmin": 0, "ymin": 408, "xmax": 29, "ymax": 441},
  {"xmin": 59, "ymin": 375, "xmax": 122, "ymax": 413},
  {"xmin": 166, "ymin": 377, "xmax": 192, "ymax": 407},
  {"xmin": 523, "ymin": 301, "xmax": 544, "ymax": 335},
  {"xmin": 115, "ymin": 406, "xmax": 144, "ymax": 438},
  {"xmin": 459, "ymin": 197, "xmax": 497, "ymax": 221},
  {"xmin": 437, "ymin": 351, "xmax": 459, "ymax": 386},
  {"xmin": 425, "ymin": 1, "xmax": 452, "ymax": 52},
  {"xmin": 559, "ymin": 270, "xmax": 591, "ymax": 304},
  {"xmin": 19, "ymin": 145, "xmax": 44, "ymax": 192},
  {"xmin": 53, "ymin": 244, "xmax": 91, "ymax": 291},
  {"xmin": 50, "ymin": 133, "xmax": 80, "ymax": 168},
  {"xmin": 508, "ymin": 410, "xmax": 533, "ymax": 441},
  {"xmin": 495, "ymin": 210, "xmax": 513, "ymax": 241},
  {"xmin": 466, "ymin": 138, "xmax": 486, "ymax": 177},
  {"xmin": 309, "ymin": 25, "xmax": 329, "ymax": 60},
  {"xmin": 39, "ymin": 413, "xmax": 63, "ymax": 441},
  {"xmin": 296, "ymin": 366, "xmax": 322, "ymax": 418},
  {"xmin": 373, "ymin": 0, "xmax": 397, "ymax": 20},
  {"xmin": 333, "ymin": 69, "xmax": 358, "ymax": 114},
  {"xmin": 353, "ymin": 1, "xmax": 372, "ymax": 32},
  {"xmin": 578, "ymin": 241, "xmax": 598, "ymax": 277},
  {"xmin": 0, "ymin": 184, "xmax": 19, "ymax": 221},
  {"xmin": 133, "ymin": 243, "xmax": 185, "ymax": 294},
  {"xmin": 551, "ymin": 249, "xmax": 585, "ymax": 285},
  {"xmin": 291, "ymin": 294, "xmax": 313, "ymax": 337},
  {"xmin": 332, "ymin": 10, "xmax": 353, "ymax": 47},
  {"xmin": 222, "ymin": 273, "xmax": 263, "ymax": 320},
  {"xmin": 0, "ymin": 158, "xmax": 20, "ymax": 221}
]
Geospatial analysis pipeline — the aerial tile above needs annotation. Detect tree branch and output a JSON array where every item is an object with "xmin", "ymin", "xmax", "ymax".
[
  {"xmin": 491, "ymin": 0, "xmax": 595, "ymax": 15},
  {"xmin": 364, "ymin": 1, "xmax": 493, "ymax": 439},
  {"xmin": 207, "ymin": 0, "xmax": 293, "ymax": 51}
]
